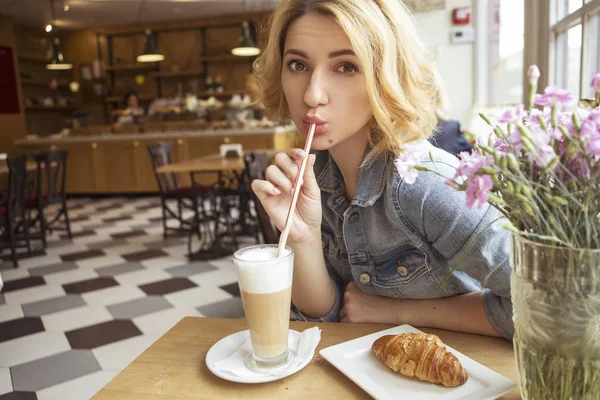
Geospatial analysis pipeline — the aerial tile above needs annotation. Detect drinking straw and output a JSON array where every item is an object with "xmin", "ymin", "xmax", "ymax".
[{"xmin": 276, "ymin": 123, "xmax": 316, "ymax": 257}]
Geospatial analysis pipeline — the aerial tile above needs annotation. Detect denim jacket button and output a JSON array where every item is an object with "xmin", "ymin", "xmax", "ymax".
[
  {"xmin": 359, "ymin": 273, "xmax": 371, "ymax": 284},
  {"xmin": 349, "ymin": 213, "xmax": 359, "ymax": 223},
  {"xmin": 397, "ymin": 263, "xmax": 408, "ymax": 277}
]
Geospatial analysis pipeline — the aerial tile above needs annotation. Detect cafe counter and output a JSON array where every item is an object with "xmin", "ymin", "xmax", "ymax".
[{"xmin": 14, "ymin": 126, "xmax": 297, "ymax": 194}]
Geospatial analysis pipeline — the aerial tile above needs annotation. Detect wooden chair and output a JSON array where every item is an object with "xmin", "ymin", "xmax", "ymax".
[
  {"xmin": 243, "ymin": 151, "xmax": 280, "ymax": 244},
  {"xmin": 27, "ymin": 150, "xmax": 72, "ymax": 247},
  {"xmin": 1, "ymin": 155, "xmax": 32, "ymax": 267}
]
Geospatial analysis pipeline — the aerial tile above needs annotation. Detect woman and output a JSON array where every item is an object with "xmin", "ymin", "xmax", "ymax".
[
  {"xmin": 251, "ymin": 0, "xmax": 513, "ymax": 340},
  {"xmin": 112, "ymin": 91, "xmax": 145, "ymax": 126}
]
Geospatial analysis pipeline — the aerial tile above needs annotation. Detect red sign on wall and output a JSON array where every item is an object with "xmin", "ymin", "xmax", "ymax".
[{"xmin": 0, "ymin": 46, "xmax": 21, "ymax": 114}]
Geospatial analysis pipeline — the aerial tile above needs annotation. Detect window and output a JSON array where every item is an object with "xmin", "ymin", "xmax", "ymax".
[
  {"xmin": 491, "ymin": 0, "xmax": 525, "ymax": 104},
  {"xmin": 550, "ymin": 0, "xmax": 600, "ymax": 98}
]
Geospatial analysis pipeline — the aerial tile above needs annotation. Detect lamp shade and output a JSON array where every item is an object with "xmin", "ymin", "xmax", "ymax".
[
  {"xmin": 137, "ymin": 29, "xmax": 164, "ymax": 63},
  {"xmin": 46, "ymin": 38, "xmax": 73, "ymax": 70},
  {"xmin": 232, "ymin": 21, "xmax": 260, "ymax": 57}
]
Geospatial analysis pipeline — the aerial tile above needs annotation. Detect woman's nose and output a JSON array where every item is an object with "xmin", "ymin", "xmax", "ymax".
[{"xmin": 303, "ymin": 72, "xmax": 329, "ymax": 108}]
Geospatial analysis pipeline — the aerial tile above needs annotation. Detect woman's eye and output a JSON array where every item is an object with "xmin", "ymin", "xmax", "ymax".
[
  {"xmin": 288, "ymin": 61, "xmax": 307, "ymax": 72},
  {"xmin": 336, "ymin": 63, "xmax": 359, "ymax": 74}
]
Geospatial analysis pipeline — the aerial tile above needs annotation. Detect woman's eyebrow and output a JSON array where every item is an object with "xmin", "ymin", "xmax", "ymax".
[
  {"xmin": 328, "ymin": 49, "xmax": 355, "ymax": 58},
  {"xmin": 283, "ymin": 49, "xmax": 356, "ymax": 59},
  {"xmin": 283, "ymin": 49, "xmax": 308, "ymax": 58}
]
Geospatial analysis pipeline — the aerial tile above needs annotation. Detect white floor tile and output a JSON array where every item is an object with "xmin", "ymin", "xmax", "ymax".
[
  {"xmin": 140, "ymin": 257, "xmax": 184, "ymax": 270},
  {"xmin": 43, "ymin": 267, "xmax": 99, "ymax": 286},
  {"xmin": 100, "ymin": 245, "xmax": 145, "ymax": 256},
  {"xmin": 43, "ymin": 244, "xmax": 89, "ymax": 257},
  {"xmin": 37, "ymin": 370, "xmax": 119, "ymax": 400},
  {"xmin": 0, "ymin": 304, "xmax": 25, "ymax": 323},
  {"xmin": 81, "ymin": 284, "xmax": 146, "ymax": 307},
  {"xmin": 114, "ymin": 268, "xmax": 172, "ymax": 286},
  {"xmin": 0, "ymin": 268, "xmax": 30, "ymax": 282},
  {"xmin": 4, "ymin": 285, "xmax": 65, "ymax": 306},
  {"xmin": 92, "ymin": 335, "xmax": 160, "ymax": 371},
  {"xmin": 42, "ymin": 305, "xmax": 113, "ymax": 332},
  {"xmin": 0, "ymin": 367, "xmax": 12, "ymax": 395},
  {"xmin": 188, "ymin": 267, "xmax": 238, "ymax": 287},
  {"xmin": 133, "ymin": 307, "xmax": 201, "ymax": 335},
  {"xmin": 75, "ymin": 255, "xmax": 126, "ymax": 270},
  {"xmin": 164, "ymin": 286, "xmax": 231, "ymax": 309},
  {"xmin": 19, "ymin": 255, "xmax": 62, "ymax": 270},
  {"xmin": 0, "ymin": 331, "xmax": 70, "ymax": 367}
]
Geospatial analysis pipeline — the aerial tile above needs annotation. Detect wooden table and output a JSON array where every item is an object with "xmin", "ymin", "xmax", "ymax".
[{"xmin": 93, "ymin": 317, "xmax": 519, "ymax": 399}]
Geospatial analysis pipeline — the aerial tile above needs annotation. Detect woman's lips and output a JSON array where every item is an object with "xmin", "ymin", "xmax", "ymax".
[{"xmin": 302, "ymin": 121, "xmax": 326, "ymax": 135}]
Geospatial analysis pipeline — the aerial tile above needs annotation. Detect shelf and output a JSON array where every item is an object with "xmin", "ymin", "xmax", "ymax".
[
  {"xmin": 25, "ymin": 105, "xmax": 76, "ymax": 111},
  {"xmin": 18, "ymin": 54, "xmax": 50, "ymax": 64},
  {"xmin": 21, "ymin": 79, "xmax": 69, "ymax": 88},
  {"xmin": 198, "ymin": 90, "xmax": 249, "ymax": 97},
  {"xmin": 150, "ymin": 69, "xmax": 206, "ymax": 79},
  {"xmin": 104, "ymin": 95, "xmax": 155, "ymax": 103},
  {"xmin": 105, "ymin": 64, "xmax": 158, "ymax": 72}
]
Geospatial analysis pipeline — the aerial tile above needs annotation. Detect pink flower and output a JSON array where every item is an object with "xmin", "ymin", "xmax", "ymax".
[
  {"xmin": 454, "ymin": 152, "xmax": 494, "ymax": 180},
  {"xmin": 534, "ymin": 86, "xmax": 576, "ymax": 108},
  {"xmin": 528, "ymin": 65, "xmax": 541, "ymax": 85},
  {"xmin": 465, "ymin": 175, "xmax": 494, "ymax": 209},
  {"xmin": 498, "ymin": 104, "xmax": 525, "ymax": 124},
  {"xmin": 587, "ymin": 133, "xmax": 600, "ymax": 161},
  {"xmin": 591, "ymin": 73, "xmax": 600, "ymax": 92},
  {"xmin": 580, "ymin": 119, "xmax": 597, "ymax": 140},
  {"xmin": 508, "ymin": 130, "xmax": 524, "ymax": 152},
  {"xmin": 394, "ymin": 151, "xmax": 421, "ymax": 184}
]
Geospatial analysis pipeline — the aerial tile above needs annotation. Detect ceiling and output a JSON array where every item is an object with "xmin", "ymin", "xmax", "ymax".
[{"xmin": 0, "ymin": 0, "xmax": 280, "ymax": 30}]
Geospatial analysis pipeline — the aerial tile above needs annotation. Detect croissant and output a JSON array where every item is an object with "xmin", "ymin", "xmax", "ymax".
[{"xmin": 372, "ymin": 333, "xmax": 468, "ymax": 387}]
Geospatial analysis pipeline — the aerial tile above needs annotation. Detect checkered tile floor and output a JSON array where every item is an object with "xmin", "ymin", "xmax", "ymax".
[{"xmin": 0, "ymin": 197, "xmax": 254, "ymax": 400}]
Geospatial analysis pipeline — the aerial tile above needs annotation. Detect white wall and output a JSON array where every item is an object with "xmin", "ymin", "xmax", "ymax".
[{"xmin": 412, "ymin": 0, "xmax": 474, "ymax": 125}]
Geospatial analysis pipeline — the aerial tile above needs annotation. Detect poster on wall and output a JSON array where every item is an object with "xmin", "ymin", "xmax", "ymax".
[
  {"xmin": 404, "ymin": 0, "xmax": 445, "ymax": 12},
  {"xmin": 0, "ymin": 46, "xmax": 20, "ymax": 114}
]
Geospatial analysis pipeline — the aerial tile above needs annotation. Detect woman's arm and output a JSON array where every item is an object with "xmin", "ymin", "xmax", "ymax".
[
  {"xmin": 340, "ymin": 283, "xmax": 501, "ymax": 337},
  {"xmin": 290, "ymin": 236, "xmax": 337, "ymax": 319},
  {"xmin": 251, "ymin": 149, "xmax": 338, "ymax": 320}
]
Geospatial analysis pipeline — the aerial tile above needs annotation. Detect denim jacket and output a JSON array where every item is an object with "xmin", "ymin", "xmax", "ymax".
[{"xmin": 293, "ymin": 140, "xmax": 514, "ymax": 340}]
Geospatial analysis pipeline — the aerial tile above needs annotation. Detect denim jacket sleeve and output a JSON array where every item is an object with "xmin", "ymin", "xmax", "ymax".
[
  {"xmin": 394, "ymin": 149, "xmax": 514, "ymax": 340},
  {"xmin": 292, "ymin": 256, "xmax": 345, "ymax": 322}
]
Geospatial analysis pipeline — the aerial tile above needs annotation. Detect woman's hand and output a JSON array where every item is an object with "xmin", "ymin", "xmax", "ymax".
[
  {"xmin": 251, "ymin": 148, "xmax": 322, "ymax": 245},
  {"xmin": 339, "ymin": 282, "xmax": 402, "ymax": 325}
]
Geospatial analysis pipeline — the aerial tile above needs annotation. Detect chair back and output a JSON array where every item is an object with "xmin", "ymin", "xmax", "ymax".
[
  {"xmin": 243, "ymin": 152, "xmax": 279, "ymax": 244},
  {"xmin": 5, "ymin": 154, "xmax": 28, "ymax": 220},
  {"xmin": 147, "ymin": 142, "xmax": 180, "ymax": 193},
  {"xmin": 33, "ymin": 150, "xmax": 68, "ymax": 205}
]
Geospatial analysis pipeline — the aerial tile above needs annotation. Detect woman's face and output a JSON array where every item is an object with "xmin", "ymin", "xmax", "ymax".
[
  {"xmin": 281, "ymin": 13, "xmax": 372, "ymax": 150},
  {"xmin": 127, "ymin": 94, "xmax": 139, "ymax": 108}
]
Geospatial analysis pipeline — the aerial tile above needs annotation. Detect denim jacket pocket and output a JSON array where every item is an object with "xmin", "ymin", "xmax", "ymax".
[{"xmin": 372, "ymin": 246, "xmax": 431, "ymax": 288}]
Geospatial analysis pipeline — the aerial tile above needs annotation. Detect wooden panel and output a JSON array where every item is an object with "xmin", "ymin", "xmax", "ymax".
[
  {"xmin": 59, "ymin": 143, "xmax": 100, "ymax": 194},
  {"xmin": 97, "ymin": 141, "xmax": 138, "ymax": 192},
  {"xmin": 274, "ymin": 130, "xmax": 300, "ymax": 150}
]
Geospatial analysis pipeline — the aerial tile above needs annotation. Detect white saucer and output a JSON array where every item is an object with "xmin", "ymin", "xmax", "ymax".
[{"xmin": 206, "ymin": 329, "xmax": 309, "ymax": 383}]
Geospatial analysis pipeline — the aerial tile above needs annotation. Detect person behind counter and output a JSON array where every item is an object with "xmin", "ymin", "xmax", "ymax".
[{"xmin": 111, "ymin": 91, "xmax": 145, "ymax": 126}]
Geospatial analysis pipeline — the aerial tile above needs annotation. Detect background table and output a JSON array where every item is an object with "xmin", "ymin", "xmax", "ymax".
[{"xmin": 93, "ymin": 317, "xmax": 519, "ymax": 399}]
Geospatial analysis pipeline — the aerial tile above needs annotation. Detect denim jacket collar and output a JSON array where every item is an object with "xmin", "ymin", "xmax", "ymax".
[{"xmin": 315, "ymin": 146, "xmax": 390, "ymax": 211}]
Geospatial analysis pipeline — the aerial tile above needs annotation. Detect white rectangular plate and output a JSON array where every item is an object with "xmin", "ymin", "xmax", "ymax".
[{"xmin": 319, "ymin": 325, "xmax": 517, "ymax": 400}]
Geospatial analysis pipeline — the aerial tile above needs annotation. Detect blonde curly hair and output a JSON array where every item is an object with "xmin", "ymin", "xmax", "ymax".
[{"xmin": 253, "ymin": 0, "xmax": 446, "ymax": 158}]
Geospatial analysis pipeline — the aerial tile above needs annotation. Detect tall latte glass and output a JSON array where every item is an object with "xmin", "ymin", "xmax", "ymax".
[{"xmin": 233, "ymin": 244, "xmax": 295, "ymax": 373}]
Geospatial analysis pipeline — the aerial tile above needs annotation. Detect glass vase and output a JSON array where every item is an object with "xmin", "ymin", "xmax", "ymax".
[{"xmin": 510, "ymin": 235, "xmax": 600, "ymax": 400}]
